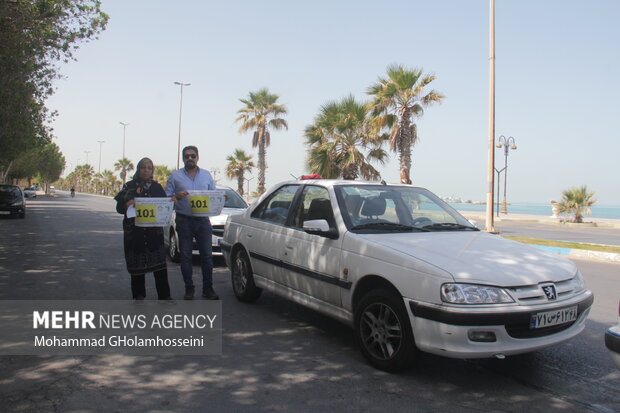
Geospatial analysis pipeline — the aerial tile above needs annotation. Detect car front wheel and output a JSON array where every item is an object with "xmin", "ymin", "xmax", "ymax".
[
  {"xmin": 168, "ymin": 229, "xmax": 180, "ymax": 262},
  {"xmin": 231, "ymin": 249, "xmax": 261, "ymax": 302},
  {"xmin": 355, "ymin": 289, "xmax": 416, "ymax": 372}
]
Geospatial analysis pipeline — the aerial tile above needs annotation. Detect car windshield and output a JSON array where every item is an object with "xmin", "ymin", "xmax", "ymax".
[
  {"xmin": 223, "ymin": 188, "xmax": 248, "ymax": 209},
  {"xmin": 334, "ymin": 185, "xmax": 477, "ymax": 232},
  {"xmin": 0, "ymin": 186, "xmax": 20, "ymax": 197}
]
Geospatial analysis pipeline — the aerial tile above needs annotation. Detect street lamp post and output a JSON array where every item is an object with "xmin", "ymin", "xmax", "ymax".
[
  {"xmin": 493, "ymin": 163, "xmax": 506, "ymax": 217},
  {"xmin": 244, "ymin": 176, "xmax": 254, "ymax": 200},
  {"xmin": 84, "ymin": 150, "xmax": 90, "ymax": 165},
  {"xmin": 97, "ymin": 140, "xmax": 105, "ymax": 173},
  {"xmin": 496, "ymin": 135, "xmax": 517, "ymax": 214},
  {"xmin": 174, "ymin": 81, "xmax": 191, "ymax": 169},
  {"xmin": 119, "ymin": 122, "xmax": 129, "ymax": 159}
]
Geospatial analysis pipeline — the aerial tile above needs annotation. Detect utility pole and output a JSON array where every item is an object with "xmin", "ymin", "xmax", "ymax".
[
  {"xmin": 174, "ymin": 81, "xmax": 191, "ymax": 169},
  {"xmin": 485, "ymin": 0, "xmax": 496, "ymax": 233},
  {"xmin": 97, "ymin": 140, "xmax": 105, "ymax": 173}
]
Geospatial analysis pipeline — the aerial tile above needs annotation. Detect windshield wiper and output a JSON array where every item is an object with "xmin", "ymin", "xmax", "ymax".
[
  {"xmin": 421, "ymin": 223, "xmax": 479, "ymax": 231},
  {"xmin": 351, "ymin": 222, "xmax": 429, "ymax": 232}
]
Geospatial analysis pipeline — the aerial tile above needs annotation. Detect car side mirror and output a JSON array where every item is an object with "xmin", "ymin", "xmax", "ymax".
[
  {"xmin": 468, "ymin": 219, "xmax": 479, "ymax": 229},
  {"xmin": 303, "ymin": 219, "xmax": 338, "ymax": 239}
]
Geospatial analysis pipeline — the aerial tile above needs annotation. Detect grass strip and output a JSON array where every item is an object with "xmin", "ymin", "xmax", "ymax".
[{"xmin": 502, "ymin": 236, "xmax": 620, "ymax": 253}]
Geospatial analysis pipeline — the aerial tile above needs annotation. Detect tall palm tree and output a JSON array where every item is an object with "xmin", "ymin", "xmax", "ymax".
[
  {"xmin": 114, "ymin": 157, "xmax": 134, "ymax": 184},
  {"xmin": 305, "ymin": 95, "xmax": 387, "ymax": 180},
  {"xmin": 225, "ymin": 149, "xmax": 255, "ymax": 196},
  {"xmin": 367, "ymin": 64, "xmax": 445, "ymax": 184},
  {"xmin": 235, "ymin": 88, "xmax": 288, "ymax": 194},
  {"xmin": 101, "ymin": 169, "xmax": 117, "ymax": 195},
  {"xmin": 558, "ymin": 186, "xmax": 597, "ymax": 223},
  {"xmin": 92, "ymin": 172, "xmax": 103, "ymax": 194},
  {"xmin": 154, "ymin": 165, "xmax": 173, "ymax": 185},
  {"xmin": 74, "ymin": 164, "xmax": 94, "ymax": 192}
]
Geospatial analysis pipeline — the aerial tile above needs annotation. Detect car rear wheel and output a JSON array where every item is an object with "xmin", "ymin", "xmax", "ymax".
[
  {"xmin": 231, "ymin": 249, "xmax": 261, "ymax": 302},
  {"xmin": 355, "ymin": 289, "xmax": 416, "ymax": 372},
  {"xmin": 168, "ymin": 229, "xmax": 180, "ymax": 262}
]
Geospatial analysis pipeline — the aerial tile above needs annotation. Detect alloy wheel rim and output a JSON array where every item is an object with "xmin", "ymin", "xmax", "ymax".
[
  {"xmin": 233, "ymin": 256, "xmax": 248, "ymax": 293},
  {"xmin": 170, "ymin": 232, "xmax": 178, "ymax": 257},
  {"xmin": 360, "ymin": 302, "xmax": 402, "ymax": 360}
]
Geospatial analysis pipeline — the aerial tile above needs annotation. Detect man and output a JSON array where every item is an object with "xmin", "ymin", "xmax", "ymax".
[{"xmin": 165, "ymin": 146, "xmax": 219, "ymax": 300}]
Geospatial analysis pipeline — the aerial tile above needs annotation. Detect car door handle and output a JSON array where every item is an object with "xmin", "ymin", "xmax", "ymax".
[
  {"xmin": 285, "ymin": 245, "xmax": 294, "ymax": 250},
  {"xmin": 247, "ymin": 233, "xmax": 253, "ymax": 238}
]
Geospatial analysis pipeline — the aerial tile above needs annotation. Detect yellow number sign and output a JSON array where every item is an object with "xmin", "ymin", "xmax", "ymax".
[
  {"xmin": 189, "ymin": 196, "xmax": 210, "ymax": 214},
  {"xmin": 135, "ymin": 204, "xmax": 157, "ymax": 223}
]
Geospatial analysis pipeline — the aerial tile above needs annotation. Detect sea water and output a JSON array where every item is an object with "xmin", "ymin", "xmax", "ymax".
[{"xmin": 448, "ymin": 202, "xmax": 620, "ymax": 219}]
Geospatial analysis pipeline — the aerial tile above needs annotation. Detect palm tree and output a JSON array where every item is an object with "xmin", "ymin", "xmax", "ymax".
[
  {"xmin": 114, "ymin": 157, "xmax": 134, "ymax": 184},
  {"xmin": 74, "ymin": 164, "xmax": 94, "ymax": 192},
  {"xmin": 558, "ymin": 186, "xmax": 597, "ymax": 223},
  {"xmin": 92, "ymin": 172, "xmax": 103, "ymax": 194},
  {"xmin": 305, "ymin": 95, "xmax": 387, "ymax": 180},
  {"xmin": 367, "ymin": 64, "xmax": 445, "ymax": 184},
  {"xmin": 225, "ymin": 149, "xmax": 255, "ymax": 196},
  {"xmin": 101, "ymin": 169, "xmax": 117, "ymax": 195},
  {"xmin": 235, "ymin": 88, "xmax": 288, "ymax": 194},
  {"xmin": 154, "ymin": 165, "xmax": 173, "ymax": 185}
]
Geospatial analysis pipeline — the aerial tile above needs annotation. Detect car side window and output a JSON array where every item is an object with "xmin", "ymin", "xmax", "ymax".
[
  {"xmin": 291, "ymin": 186, "xmax": 335, "ymax": 229},
  {"xmin": 251, "ymin": 185, "xmax": 300, "ymax": 225}
]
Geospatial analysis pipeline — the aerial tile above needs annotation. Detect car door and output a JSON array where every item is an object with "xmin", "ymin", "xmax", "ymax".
[
  {"xmin": 243, "ymin": 184, "xmax": 301, "ymax": 286},
  {"xmin": 280, "ymin": 185, "xmax": 344, "ymax": 306}
]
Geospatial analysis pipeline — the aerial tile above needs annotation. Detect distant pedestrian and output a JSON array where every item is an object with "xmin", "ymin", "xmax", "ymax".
[
  {"xmin": 115, "ymin": 157, "xmax": 171, "ymax": 300},
  {"xmin": 165, "ymin": 145, "xmax": 219, "ymax": 300}
]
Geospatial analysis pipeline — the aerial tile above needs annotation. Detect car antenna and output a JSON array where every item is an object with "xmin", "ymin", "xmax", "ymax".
[{"xmin": 290, "ymin": 173, "xmax": 298, "ymax": 180}]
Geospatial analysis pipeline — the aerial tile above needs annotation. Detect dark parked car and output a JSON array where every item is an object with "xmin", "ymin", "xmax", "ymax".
[
  {"xmin": 605, "ymin": 300, "xmax": 620, "ymax": 370},
  {"xmin": 0, "ymin": 184, "xmax": 26, "ymax": 218}
]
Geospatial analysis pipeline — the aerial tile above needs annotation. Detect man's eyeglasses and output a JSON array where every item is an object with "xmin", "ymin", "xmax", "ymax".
[{"xmin": 183, "ymin": 154, "xmax": 197, "ymax": 159}]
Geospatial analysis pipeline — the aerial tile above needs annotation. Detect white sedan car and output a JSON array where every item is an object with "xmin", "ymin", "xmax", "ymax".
[
  {"xmin": 23, "ymin": 186, "xmax": 36, "ymax": 198},
  {"xmin": 164, "ymin": 186, "xmax": 248, "ymax": 261},
  {"xmin": 222, "ymin": 180, "xmax": 593, "ymax": 372}
]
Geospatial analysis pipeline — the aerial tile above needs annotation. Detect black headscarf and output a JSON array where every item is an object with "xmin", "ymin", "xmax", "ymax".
[{"xmin": 132, "ymin": 157, "xmax": 154, "ymax": 184}]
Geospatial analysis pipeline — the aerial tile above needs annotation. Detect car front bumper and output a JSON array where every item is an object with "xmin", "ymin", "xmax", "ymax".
[
  {"xmin": 0, "ymin": 206, "xmax": 25, "ymax": 216},
  {"xmin": 605, "ymin": 325, "xmax": 620, "ymax": 370},
  {"xmin": 407, "ymin": 291, "xmax": 594, "ymax": 358}
]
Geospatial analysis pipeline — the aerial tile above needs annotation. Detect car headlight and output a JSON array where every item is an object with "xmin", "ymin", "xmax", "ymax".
[
  {"xmin": 10, "ymin": 200, "xmax": 24, "ymax": 206},
  {"xmin": 572, "ymin": 270, "xmax": 585, "ymax": 292},
  {"xmin": 441, "ymin": 283, "xmax": 515, "ymax": 304}
]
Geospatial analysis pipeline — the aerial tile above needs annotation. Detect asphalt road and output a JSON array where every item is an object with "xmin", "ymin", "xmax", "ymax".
[
  {"xmin": 494, "ymin": 220, "xmax": 620, "ymax": 246},
  {"xmin": 0, "ymin": 193, "xmax": 618, "ymax": 413}
]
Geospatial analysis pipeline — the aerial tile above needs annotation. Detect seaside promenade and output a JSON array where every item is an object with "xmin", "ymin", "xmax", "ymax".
[{"xmin": 457, "ymin": 209, "xmax": 620, "ymax": 262}]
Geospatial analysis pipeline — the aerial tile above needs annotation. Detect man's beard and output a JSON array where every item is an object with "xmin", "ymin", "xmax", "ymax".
[{"xmin": 185, "ymin": 162, "xmax": 197, "ymax": 170}]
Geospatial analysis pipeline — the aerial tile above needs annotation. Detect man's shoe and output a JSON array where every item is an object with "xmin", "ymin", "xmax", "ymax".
[
  {"xmin": 202, "ymin": 286, "xmax": 219, "ymax": 300},
  {"xmin": 184, "ymin": 286, "xmax": 195, "ymax": 300}
]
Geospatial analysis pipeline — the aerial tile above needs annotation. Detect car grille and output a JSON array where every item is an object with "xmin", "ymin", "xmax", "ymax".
[
  {"xmin": 508, "ymin": 278, "xmax": 575, "ymax": 304},
  {"xmin": 502, "ymin": 278, "xmax": 583, "ymax": 338},
  {"xmin": 212, "ymin": 225, "xmax": 225, "ymax": 237}
]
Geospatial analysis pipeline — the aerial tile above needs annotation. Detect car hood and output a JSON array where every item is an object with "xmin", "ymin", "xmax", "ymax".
[{"xmin": 355, "ymin": 231, "xmax": 576, "ymax": 286}]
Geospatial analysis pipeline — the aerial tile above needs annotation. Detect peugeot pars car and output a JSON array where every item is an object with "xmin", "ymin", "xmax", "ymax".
[
  {"xmin": 221, "ymin": 180, "xmax": 593, "ymax": 372},
  {"xmin": 164, "ymin": 186, "xmax": 248, "ymax": 261}
]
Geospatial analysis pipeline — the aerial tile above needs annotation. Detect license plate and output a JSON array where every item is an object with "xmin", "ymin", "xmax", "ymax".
[
  {"xmin": 530, "ymin": 306, "xmax": 578, "ymax": 329},
  {"xmin": 0, "ymin": 211, "xmax": 10, "ymax": 215}
]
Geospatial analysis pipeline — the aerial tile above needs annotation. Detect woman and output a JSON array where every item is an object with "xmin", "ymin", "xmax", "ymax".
[{"xmin": 114, "ymin": 157, "xmax": 171, "ymax": 300}]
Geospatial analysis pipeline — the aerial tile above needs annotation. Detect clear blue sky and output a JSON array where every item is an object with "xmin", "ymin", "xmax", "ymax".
[{"xmin": 47, "ymin": 0, "xmax": 620, "ymax": 205}]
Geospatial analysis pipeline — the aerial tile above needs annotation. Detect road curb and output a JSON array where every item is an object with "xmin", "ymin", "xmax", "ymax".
[{"xmin": 528, "ymin": 244, "xmax": 620, "ymax": 263}]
